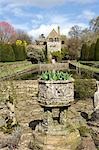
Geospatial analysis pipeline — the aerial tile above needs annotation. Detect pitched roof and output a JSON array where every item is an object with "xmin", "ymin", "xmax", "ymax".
[{"xmin": 47, "ymin": 29, "xmax": 60, "ymax": 39}]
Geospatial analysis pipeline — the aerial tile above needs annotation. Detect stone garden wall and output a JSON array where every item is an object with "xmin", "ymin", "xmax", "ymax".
[
  {"xmin": 0, "ymin": 80, "xmax": 43, "ymax": 124},
  {"xmin": 0, "ymin": 79, "xmax": 96, "ymax": 125}
]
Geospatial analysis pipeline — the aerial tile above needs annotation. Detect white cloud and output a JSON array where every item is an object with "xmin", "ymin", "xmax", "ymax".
[
  {"xmin": 28, "ymin": 22, "xmax": 87, "ymax": 39},
  {"xmin": 28, "ymin": 24, "xmax": 58, "ymax": 39},
  {"xmin": 78, "ymin": 10, "xmax": 96, "ymax": 20},
  {"xmin": 50, "ymin": 15, "xmax": 69, "ymax": 25},
  {"xmin": 0, "ymin": 0, "xmax": 96, "ymax": 40},
  {"xmin": 13, "ymin": 23, "xmax": 30, "ymax": 31},
  {"xmin": 82, "ymin": 10, "xmax": 95, "ymax": 20},
  {"xmin": 0, "ymin": 0, "xmax": 64, "ymax": 8},
  {"xmin": 0, "ymin": 0, "xmax": 98, "ymax": 9},
  {"xmin": 66, "ymin": 0, "xmax": 97, "ymax": 4}
]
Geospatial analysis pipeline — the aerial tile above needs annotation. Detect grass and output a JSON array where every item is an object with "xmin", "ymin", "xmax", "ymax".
[
  {"xmin": 70, "ymin": 61, "xmax": 99, "ymax": 73},
  {"xmin": 0, "ymin": 60, "xmax": 37, "ymax": 79},
  {"xmin": 79, "ymin": 61, "xmax": 99, "ymax": 64}
]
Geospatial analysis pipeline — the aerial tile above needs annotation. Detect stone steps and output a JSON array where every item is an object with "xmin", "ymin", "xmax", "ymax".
[{"xmin": 18, "ymin": 124, "xmax": 33, "ymax": 150}]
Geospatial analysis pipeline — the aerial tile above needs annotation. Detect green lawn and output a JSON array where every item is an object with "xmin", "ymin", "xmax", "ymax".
[
  {"xmin": 0, "ymin": 61, "xmax": 37, "ymax": 78},
  {"xmin": 70, "ymin": 61, "xmax": 99, "ymax": 73}
]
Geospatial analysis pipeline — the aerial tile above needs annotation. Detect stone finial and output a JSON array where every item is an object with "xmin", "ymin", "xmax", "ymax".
[{"xmin": 94, "ymin": 81, "xmax": 99, "ymax": 111}]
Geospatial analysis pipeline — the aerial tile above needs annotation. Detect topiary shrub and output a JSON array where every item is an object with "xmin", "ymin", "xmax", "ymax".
[
  {"xmin": 0, "ymin": 44, "xmax": 15, "ymax": 62},
  {"xmin": 80, "ymin": 44, "xmax": 89, "ymax": 61},
  {"xmin": 89, "ymin": 43, "xmax": 95, "ymax": 61},
  {"xmin": 12, "ymin": 44, "xmax": 26, "ymax": 61},
  {"xmin": 95, "ymin": 38, "xmax": 99, "ymax": 61},
  {"xmin": 74, "ymin": 79, "xmax": 96, "ymax": 99}
]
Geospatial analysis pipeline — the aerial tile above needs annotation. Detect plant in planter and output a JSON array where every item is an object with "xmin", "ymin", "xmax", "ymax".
[
  {"xmin": 34, "ymin": 71, "xmax": 81, "ymax": 150},
  {"xmin": 38, "ymin": 71, "xmax": 74, "ymax": 106},
  {"xmin": 41, "ymin": 71, "xmax": 72, "ymax": 81}
]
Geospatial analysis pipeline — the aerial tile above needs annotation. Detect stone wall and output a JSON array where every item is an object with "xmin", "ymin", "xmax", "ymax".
[
  {"xmin": 0, "ymin": 80, "xmax": 43, "ymax": 124},
  {"xmin": 47, "ymin": 41, "xmax": 61, "ymax": 55},
  {"xmin": 39, "ymin": 63, "xmax": 69, "ymax": 72}
]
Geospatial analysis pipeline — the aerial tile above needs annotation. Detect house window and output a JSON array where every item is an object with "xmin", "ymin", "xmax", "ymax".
[
  {"xmin": 61, "ymin": 41, "xmax": 65, "ymax": 44},
  {"xmin": 56, "ymin": 38, "xmax": 59, "ymax": 42},
  {"xmin": 49, "ymin": 38, "xmax": 53, "ymax": 42},
  {"xmin": 55, "ymin": 38, "xmax": 59, "ymax": 42}
]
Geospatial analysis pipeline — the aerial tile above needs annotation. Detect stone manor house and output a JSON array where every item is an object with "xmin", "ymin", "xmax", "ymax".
[{"xmin": 33, "ymin": 26, "xmax": 67, "ymax": 59}]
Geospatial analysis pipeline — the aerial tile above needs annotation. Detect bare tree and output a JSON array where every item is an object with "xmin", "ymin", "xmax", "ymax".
[
  {"xmin": 16, "ymin": 29, "xmax": 33, "ymax": 44},
  {"xmin": 0, "ymin": 22, "xmax": 16, "ymax": 43},
  {"xmin": 68, "ymin": 25, "xmax": 82, "ymax": 59},
  {"xmin": 68, "ymin": 25, "xmax": 82, "ymax": 39},
  {"xmin": 90, "ymin": 16, "xmax": 99, "ymax": 33}
]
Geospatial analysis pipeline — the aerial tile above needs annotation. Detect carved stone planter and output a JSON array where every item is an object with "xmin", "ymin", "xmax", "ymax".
[
  {"xmin": 32, "ymin": 78, "xmax": 81, "ymax": 150},
  {"xmin": 38, "ymin": 79, "xmax": 74, "ymax": 107}
]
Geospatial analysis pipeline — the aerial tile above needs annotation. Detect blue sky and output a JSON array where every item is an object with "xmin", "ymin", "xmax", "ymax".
[{"xmin": 0, "ymin": 0, "xmax": 99, "ymax": 39}]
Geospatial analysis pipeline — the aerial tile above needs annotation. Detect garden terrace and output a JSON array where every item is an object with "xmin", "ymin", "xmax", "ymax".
[{"xmin": 0, "ymin": 62, "xmax": 69, "ymax": 80}]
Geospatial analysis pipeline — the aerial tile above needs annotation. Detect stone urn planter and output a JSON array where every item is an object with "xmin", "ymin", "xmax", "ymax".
[
  {"xmin": 32, "ymin": 71, "xmax": 81, "ymax": 150},
  {"xmin": 38, "ymin": 70, "xmax": 74, "ymax": 107},
  {"xmin": 38, "ymin": 79, "xmax": 74, "ymax": 107}
]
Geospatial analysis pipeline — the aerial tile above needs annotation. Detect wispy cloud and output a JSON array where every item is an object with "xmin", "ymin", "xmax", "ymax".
[
  {"xmin": 78, "ymin": 10, "xmax": 96, "ymax": 20},
  {"xmin": 13, "ymin": 23, "xmax": 30, "ymax": 31},
  {"xmin": 66, "ymin": 0, "xmax": 97, "ymax": 4},
  {"xmin": 0, "ymin": 0, "xmax": 98, "ymax": 9},
  {"xmin": 28, "ymin": 13, "xmax": 87, "ymax": 38},
  {"xmin": 28, "ymin": 22, "xmax": 87, "ymax": 39},
  {"xmin": 0, "ymin": 0, "xmax": 98, "ymax": 39},
  {"xmin": 82, "ymin": 10, "xmax": 95, "ymax": 20}
]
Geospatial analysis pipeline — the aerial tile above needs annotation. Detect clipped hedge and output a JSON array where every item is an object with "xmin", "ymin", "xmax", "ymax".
[
  {"xmin": 89, "ymin": 43, "xmax": 95, "ymax": 61},
  {"xmin": 12, "ymin": 44, "xmax": 26, "ymax": 61},
  {"xmin": 74, "ymin": 79, "xmax": 96, "ymax": 99},
  {"xmin": 0, "ymin": 44, "xmax": 15, "ymax": 62},
  {"xmin": 80, "ymin": 44, "xmax": 88, "ymax": 61},
  {"xmin": 95, "ymin": 38, "xmax": 99, "ymax": 61}
]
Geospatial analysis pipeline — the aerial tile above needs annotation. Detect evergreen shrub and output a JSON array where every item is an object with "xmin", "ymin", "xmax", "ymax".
[
  {"xmin": 0, "ymin": 44, "xmax": 15, "ymax": 62},
  {"xmin": 12, "ymin": 44, "xmax": 26, "ymax": 61},
  {"xmin": 74, "ymin": 79, "xmax": 96, "ymax": 99},
  {"xmin": 89, "ymin": 43, "xmax": 95, "ymax": 61},
  {"xmin": 95, "ymin": 38, "xmax": 99, "ymax": 61}
]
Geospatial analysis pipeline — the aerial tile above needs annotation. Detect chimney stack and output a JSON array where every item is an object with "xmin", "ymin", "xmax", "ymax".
[{"xmin": 58, "ymin": 26, "xmax": 60, "ymax": 35}]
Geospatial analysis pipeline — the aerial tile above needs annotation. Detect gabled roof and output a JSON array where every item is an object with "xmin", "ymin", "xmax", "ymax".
[{"xmin": 47, "ymin": 29, "xmax": 60, "ymax": 39}]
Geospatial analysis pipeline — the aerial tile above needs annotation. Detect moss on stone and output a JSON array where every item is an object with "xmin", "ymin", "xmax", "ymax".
[{"xmin": 78, "ymin": 126, "xmax": 91, "ymax": 137}]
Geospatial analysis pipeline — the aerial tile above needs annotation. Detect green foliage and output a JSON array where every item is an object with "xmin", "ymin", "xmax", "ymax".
[
  {"xmin": 12, "ymin": 44, "xmax": 26, "ymax": 61},
  {"xmin": 74, "ymin": 79, "xmax": 96, "ymax": 99},
  {"xmin": 61, "ymin": 48, "xmax": 69, "ymax": 60},
  {"xmin": 89, "ymin": 43, "xmax": 95, "ymax": 61},
  {"xmin": 80, "ymin": 44, "xmax": 86, "ymax": 60},
  {"xmin": 80, "ymin": 44, "xmax": 89, "ymax": 61},
  {"xmin": 95, "ymin": 38, "xmax": 99, "ymax": 61},
  {"xmin": 0, "ymin": 44, "xmax": 15, "ymax": 62},
  {"xmin": 26, "ymin": 45, "xmax": 45, "ymax": 63},
  {"xmin": 51, "ymin": 51, "xmax": 62, "ymax": 62},
  {"xmin": 41, "ymin": 71, "xmax": 72, "ymax": 81}
]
